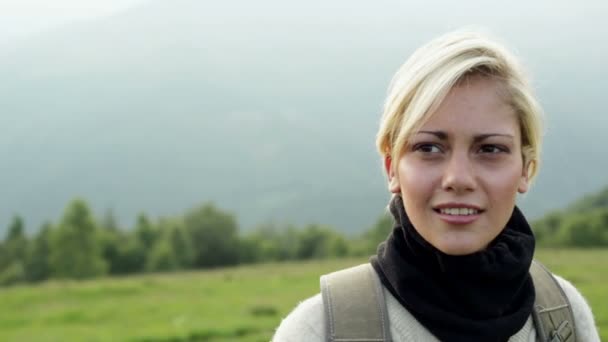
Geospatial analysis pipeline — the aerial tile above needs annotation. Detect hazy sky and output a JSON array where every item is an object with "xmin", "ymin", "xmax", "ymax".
[
  {"xmin": 0, "ymin": 0, "xmax": 148, "ymax": 44},
  {"xmin": 0, "ymin": 0, "xmax": 606, "ymax": 231}
]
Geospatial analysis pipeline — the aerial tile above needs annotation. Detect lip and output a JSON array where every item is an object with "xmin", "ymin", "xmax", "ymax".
[
  {"xmin": 433, "ymin": 202, "xmax": 483, "ymax": 210},
  {"xmin": 433, "ymin": 203, "xmax": 484, "ymax": 225},
  {"xmin": 435, "ymin": 211, "xmax": 481, "ymax": 225}
]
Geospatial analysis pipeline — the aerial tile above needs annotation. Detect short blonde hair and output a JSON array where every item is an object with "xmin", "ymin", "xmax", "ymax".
[{"xmin": 376, "ymin": 30, "xmax": 543, "ymax": 183}]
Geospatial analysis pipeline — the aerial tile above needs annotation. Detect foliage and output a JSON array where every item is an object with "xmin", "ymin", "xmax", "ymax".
[
  {"xmin": 2, "ymin": 184, "xmax": 608, "ymax": 286},
  {"xmin": 295, "ymin": 224, "xmax": 349, "ymax": 259},
  {"xmin": 0, "ymin": 261, "xmax": 25, "ymax": 286},
  {"xmin": 112, "ymin": 235, "xmax": 147, "ymax": 275},
  {"xmin": 0, "ymin": 216, "xmax": 29, "ymax": 285},
  {"xmin": 135, "ymin": 213, "xmax": 159, "ymax": 251},
  {"xmin": 49, "ymin": 199, "xmax": 108, "ymax": 279},
  {"xmin": 145, "ymin": 235, "xmax": 179, "ymax": 272},
  {"xmin": 1, "ymin": 216, "xmax": 28, "ymax": 269},
  {"xmin": 240, "ymin": 223, "xmax": 300, "ymax": 263},
  {"xmin": 533, "ymin": 186, "xmax": 608, "ymax": 247},
  {"xmin": 163, "ymin": 218, "xmax": 194, "ymax": 269},
  {"xmin": 567, "ymin": 186, "xmax": 608, "ymax": 213},
  {"xmin": 24, "ymin": 222, "xmax": 52, "ymax": 282},
  {"xmin": 183, "ymin": 203, "xmax": 240, "ymax": 268},
  {"xmin": 361, "ymin": 212, "xmax": 393, "ymax": 254}
]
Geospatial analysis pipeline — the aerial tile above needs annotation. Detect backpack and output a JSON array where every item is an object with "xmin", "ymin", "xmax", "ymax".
[{"xmin": 320, "ymin": 260, "xmax": 575, "ymax": 342}]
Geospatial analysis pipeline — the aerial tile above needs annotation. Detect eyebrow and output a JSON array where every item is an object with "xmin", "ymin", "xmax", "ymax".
[{"xmin": 416, "ymin": 130, "xmax": 515, "ymax": 143}]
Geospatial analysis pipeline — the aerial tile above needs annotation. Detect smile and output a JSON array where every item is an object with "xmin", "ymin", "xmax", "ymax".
[
  {"xmin": 432, "ymin": 206, "xmax": 484, "ymax": 225},
  {"xmin": 437, "ymin": 208, "xmax": 479, "ymax": 216}
]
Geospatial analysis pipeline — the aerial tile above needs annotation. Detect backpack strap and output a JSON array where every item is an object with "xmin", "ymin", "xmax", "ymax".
[
  {"xmin": 320, "ymin": 263, "xmax": 391, "ymax": 342},
  {"xmin": 530, "ymin": 260, "xmax": 576, "ymax": 342},
  {"xmin": 320, "ymin": 261, "xmax": 575, "ymax": 342}
]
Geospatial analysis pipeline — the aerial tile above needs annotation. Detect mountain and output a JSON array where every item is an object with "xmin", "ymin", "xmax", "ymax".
[{"xmin": 1, "ymin": 0, "xmax": 607, "ymax": 233}]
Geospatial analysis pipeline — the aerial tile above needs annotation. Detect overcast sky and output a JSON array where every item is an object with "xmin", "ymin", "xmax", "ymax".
[
  {"xmin": 0, "ymin": 0, "xmax": 606, "ymax": 230},
  {"xmin": 0, "ymin": 0, "xmax": 148, "ymax": 44}
]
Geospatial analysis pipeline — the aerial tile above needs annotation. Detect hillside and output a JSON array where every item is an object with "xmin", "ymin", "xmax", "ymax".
[
  {"xmin": 0, "ymin": 250, "xmax": 605, "ymax": 341},
  {"xmin": 533, "ymin": 186, "xmax": 608, "ymax": 246}
]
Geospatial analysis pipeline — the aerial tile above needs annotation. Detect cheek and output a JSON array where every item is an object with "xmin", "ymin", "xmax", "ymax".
[
  {"xmin": 483, "ymin": 168, "xmax": 523, "ymax": 203},
  {"xmin": 397, "ymin": 160, "xmax": 437, "ymax": 198}
]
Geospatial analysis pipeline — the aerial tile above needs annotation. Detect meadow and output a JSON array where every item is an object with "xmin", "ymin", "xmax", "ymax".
[{"xmin": 0, "ymin": 249, "xmax": 605, "ymax": 341}]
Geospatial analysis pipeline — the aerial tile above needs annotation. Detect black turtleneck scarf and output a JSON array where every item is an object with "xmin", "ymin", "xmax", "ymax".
[{"xmin": 370, "ymin": 195, "xmax": 536, "ymax": 342}]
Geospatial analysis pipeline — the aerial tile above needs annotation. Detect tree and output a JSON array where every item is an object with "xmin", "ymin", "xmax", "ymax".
[
  {"xmin": 166, "ymin": 220, "xmax": 194, "ymax": 268},
  {"xmin": 0, "ymin": 262, "xmax": 25, "ymax": 286},
  {"xmin": 135, "ymin": 213, "xmax": 158, "ymax": 251},
  {"xmin": 98, "ymin": 226, "xmax": 126, "ymax": 275},
  {"xmin": 362, "ymin": 213, "xmax": 393, "ymax": 254},
  {"xmin": 49, "ymin": 199, "xmax": 107, "ymax": 279},
  {"xmin": 532, "ymin": 212, "xmax": 563, "ymax": 245},
  {"xmin": 110, "ymin": 235, "xmax": 147, "ymax": 275},
  {"xmin": 100, "ymin": 208, "xmax": 120, "ymax": 232},
  {"xmin": 184, "ymin": 203, "xmax": 240, "ymax": 268},
  {"xmin": 240, "ymin": 222, "xmax": 300, "ymax": 262},
  {"xmin": 557, "ymin": 209, "xmax": 608, "ymax": 247},
  {"xmin": 0, "ymin": 216, "xmax": 28, "ymax": 285},
  {"xmin": 296, "ymin": 224, "xmax": 346, "ymax": 260},
  {"xmin": 24, "ymin": 222, "xmax": 52, "ymax": 282},
  {"xmin": 145, "ymin": 233, "xmax": 179, "ymax": 272},
  {"xmin": 1, "ymin": 216, "xmax": 28, "ymax": 266}
]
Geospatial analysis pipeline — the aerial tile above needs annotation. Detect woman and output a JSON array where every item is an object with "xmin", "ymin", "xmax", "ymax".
[{"xmin": 273, "ymin": 30, "xmax": 600, "ymax": 341}]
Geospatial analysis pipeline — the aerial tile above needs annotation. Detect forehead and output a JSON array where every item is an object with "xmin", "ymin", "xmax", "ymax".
[{"xmin": 419, "ymin": 77, "xmax": 519, "ymax": 136}]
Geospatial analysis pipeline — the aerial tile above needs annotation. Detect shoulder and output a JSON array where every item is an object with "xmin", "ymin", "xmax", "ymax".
[
  {"xmin": 553, "ymin": 274, "xmax": 601, "ymax": 342},
  {"xmin": 272, "ymin": 293, "xmax": 325, "ymax": 342}
]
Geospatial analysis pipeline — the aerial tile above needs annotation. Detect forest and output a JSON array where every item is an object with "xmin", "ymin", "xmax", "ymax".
[{"xmin": 1, "ymin": 186, "xmax": 607, "ymax": 286}]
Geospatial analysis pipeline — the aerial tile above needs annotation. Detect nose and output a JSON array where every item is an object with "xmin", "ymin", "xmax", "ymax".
[{"xmin": 441, "ymin": 151, "xmax": 476, "ymax": 193}]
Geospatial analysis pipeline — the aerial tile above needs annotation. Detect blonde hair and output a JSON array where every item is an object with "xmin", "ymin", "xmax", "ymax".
[{"xmin": 376, "ymin": 30, "xmax": 543, "ymax": 184}]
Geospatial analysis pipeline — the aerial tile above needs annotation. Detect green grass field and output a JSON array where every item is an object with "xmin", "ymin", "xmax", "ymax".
[{"xmin": 0, "ymin": 249, "xmax": 605, "ymax": 341}]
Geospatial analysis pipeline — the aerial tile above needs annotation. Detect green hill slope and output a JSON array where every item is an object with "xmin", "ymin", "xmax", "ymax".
[
  {"xmin": 0, "ymin": 250, "xmax": 606, "ymax": 341},
  {"xmin": 533, "ymin": 186, "xmax": 608, "ymax": 246}
]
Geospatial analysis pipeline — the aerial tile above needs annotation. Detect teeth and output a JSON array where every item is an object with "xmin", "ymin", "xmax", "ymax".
[{"xmin": 439, "ymin": 208, "xmax": 479, "ymax": 215}]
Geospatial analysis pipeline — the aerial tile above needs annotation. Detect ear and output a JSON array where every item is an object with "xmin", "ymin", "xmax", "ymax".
[
  {"xmin": 384, "ymin": 155, "xmax": 401, "ymax": 194},
  {"xmin": 518, "ymin": 160, "xmax": 531, "ymax": 194}
]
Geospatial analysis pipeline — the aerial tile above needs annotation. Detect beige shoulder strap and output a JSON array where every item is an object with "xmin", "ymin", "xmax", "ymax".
[
  {"xmin": 320, "ymin": 261, "xmax": 575, "ymax": 342},
  {"xmin": 320, "ymin": 263, "xmax": 391, "ymax": 342},
  {"xmin": 530, "ymin": 260, "xmax": 576, "ymax": 342}
]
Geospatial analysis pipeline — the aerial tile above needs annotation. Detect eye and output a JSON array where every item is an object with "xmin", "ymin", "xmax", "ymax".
[
  {"xmin": 414, "ymin": 143, "xmax": 442, "ymax": 153},
  {"xmin": 478, "ymin": 144, "xmax": 509, "ymax": 154}
]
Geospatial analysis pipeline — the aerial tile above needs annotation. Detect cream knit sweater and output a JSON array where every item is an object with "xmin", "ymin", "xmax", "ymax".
[{"xmin": 273, "ymin": 273, "xmax": 600, "ymax": 341}]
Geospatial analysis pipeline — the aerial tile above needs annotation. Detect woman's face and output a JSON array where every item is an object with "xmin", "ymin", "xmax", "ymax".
[{"xmin": 387, "ymin": 77, "xmax": 529, "ymax": 255}]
